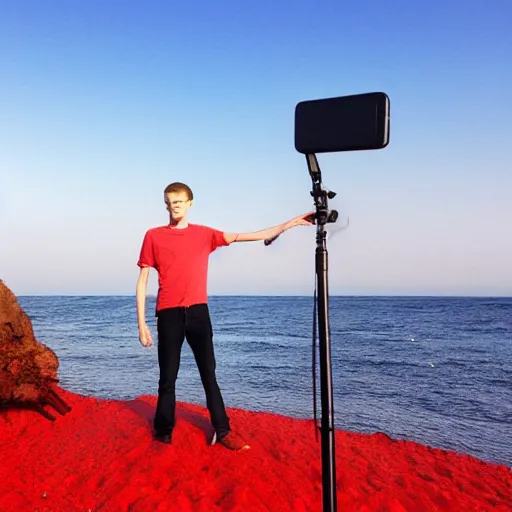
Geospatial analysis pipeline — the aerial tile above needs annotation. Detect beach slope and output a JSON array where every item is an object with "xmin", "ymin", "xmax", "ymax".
[{"xmin": 0, "ymin": 388, "xmax": 510, "ymax": 511}]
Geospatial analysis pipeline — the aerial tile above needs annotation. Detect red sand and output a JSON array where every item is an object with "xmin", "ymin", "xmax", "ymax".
[{"xmin": 0, "ymin": 388, "xmax": 510, "ymax": 511}]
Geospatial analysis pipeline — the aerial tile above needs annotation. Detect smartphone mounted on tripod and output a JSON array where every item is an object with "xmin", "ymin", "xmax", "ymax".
[{"xmin": 266, "ymin": 91, "xmax": 390, "ymax": 512}]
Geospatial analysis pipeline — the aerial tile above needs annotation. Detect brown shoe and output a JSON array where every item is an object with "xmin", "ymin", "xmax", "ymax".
[{"xmin": 216, "ymin": 431, "xmax": 250, "ymax": 451}]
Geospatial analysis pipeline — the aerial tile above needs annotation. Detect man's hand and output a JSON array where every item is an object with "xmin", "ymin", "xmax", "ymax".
[
  {"xmin": 139, "ymin": 324, "xmax": 153, "ymax": 347},
  {"xmin": 283, "ymin": 211, "xmax": 316, "ymax": 230}
]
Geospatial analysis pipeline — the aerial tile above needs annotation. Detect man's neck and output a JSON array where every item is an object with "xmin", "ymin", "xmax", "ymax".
[{"xmin": 169, "ymin": 217, "xmax": 189, "ymax": 229}]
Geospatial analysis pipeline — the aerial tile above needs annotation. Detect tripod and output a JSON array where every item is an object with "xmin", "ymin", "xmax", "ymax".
[
  {"xmin": 265, "ymin": 153, "xmax": 338, "ymax": 512},
  {"xmin": 308, "ymin": 153, "xmax": 338, "ymax": 512}
]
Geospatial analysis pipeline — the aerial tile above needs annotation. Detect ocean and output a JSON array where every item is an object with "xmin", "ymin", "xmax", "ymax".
[{"xmin": 17, "ymin": 295, "xmax": 512, "ymax": 468}]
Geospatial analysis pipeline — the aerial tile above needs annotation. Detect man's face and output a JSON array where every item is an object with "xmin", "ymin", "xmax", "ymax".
[{"xmin": 165, "ymin": 191, "xmax": 192, "ymax": 221}]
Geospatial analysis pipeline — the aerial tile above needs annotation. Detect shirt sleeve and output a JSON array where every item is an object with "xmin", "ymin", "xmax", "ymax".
[
  {"xmin": 208, "ymin": 227, "xmax": 230, "ymax": 253},
  {"xmin": 137, "ymin": 231, "xmax": 156, "ymax": 268}
]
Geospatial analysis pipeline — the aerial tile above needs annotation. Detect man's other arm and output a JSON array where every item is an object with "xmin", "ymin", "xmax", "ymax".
[{"xmin": 136, "ymin": 266, "xmax": 153, "ymax": 347}]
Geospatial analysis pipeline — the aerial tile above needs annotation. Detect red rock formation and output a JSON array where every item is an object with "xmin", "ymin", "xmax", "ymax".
[{"xmin": 0, "ymin": 280, "xmax": 71, "ymax": 420}]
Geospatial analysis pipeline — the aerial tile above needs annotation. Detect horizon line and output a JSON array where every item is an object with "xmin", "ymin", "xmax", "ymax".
[{"xmin": 16, "ymin": 293, "xmax": 512, "ymax": 299}]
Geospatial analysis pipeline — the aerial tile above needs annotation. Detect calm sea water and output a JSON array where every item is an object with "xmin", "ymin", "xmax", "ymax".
[{"xmin": 17, "ymin": 295, "xmax": 512, "ymax": 468}]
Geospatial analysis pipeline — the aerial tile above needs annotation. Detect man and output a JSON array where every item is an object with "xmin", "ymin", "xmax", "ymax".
[{"xmin": 136, "ymin": 182, "xmax": 313, "ymax": 451}]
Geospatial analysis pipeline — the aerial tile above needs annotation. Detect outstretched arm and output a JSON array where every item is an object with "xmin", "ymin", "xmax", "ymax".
[{"xmin": 223, "ymin": 211, "xmax": 314, "ymax": 244}]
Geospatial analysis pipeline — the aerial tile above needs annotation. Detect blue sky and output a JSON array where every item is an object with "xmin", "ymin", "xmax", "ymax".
[{"xmin": 1, "ymin": 0, "xmax": 511, "ymax": 296}]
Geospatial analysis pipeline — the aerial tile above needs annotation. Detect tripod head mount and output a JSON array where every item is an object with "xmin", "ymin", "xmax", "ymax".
[
  {"xmin": 307, "ymin": 153, "xmax": 338, "ymax": 229},
  {"xmin": 263, "ymin": 153, "xmax": 338, "ymax": 247}
]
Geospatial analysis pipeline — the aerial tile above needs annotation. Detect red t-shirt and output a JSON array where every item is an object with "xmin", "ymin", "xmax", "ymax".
[{"xmin": 137, "ymin": 223, "xmax": 230, "ymax": 311}]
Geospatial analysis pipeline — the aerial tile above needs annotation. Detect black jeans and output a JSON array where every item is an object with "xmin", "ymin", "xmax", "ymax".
[{"xmin": 153, "ymin": 303, "xmax": 230, "ymax": 438}]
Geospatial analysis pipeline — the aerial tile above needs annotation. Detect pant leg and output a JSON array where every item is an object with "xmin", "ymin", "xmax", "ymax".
[
  {"xmin": 153, "ymin": 307, "xmax": 185, "ymax": 435},
  {"xmin": 185, "ymin": 304, "xmax": 231, "ymax": 437}
]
